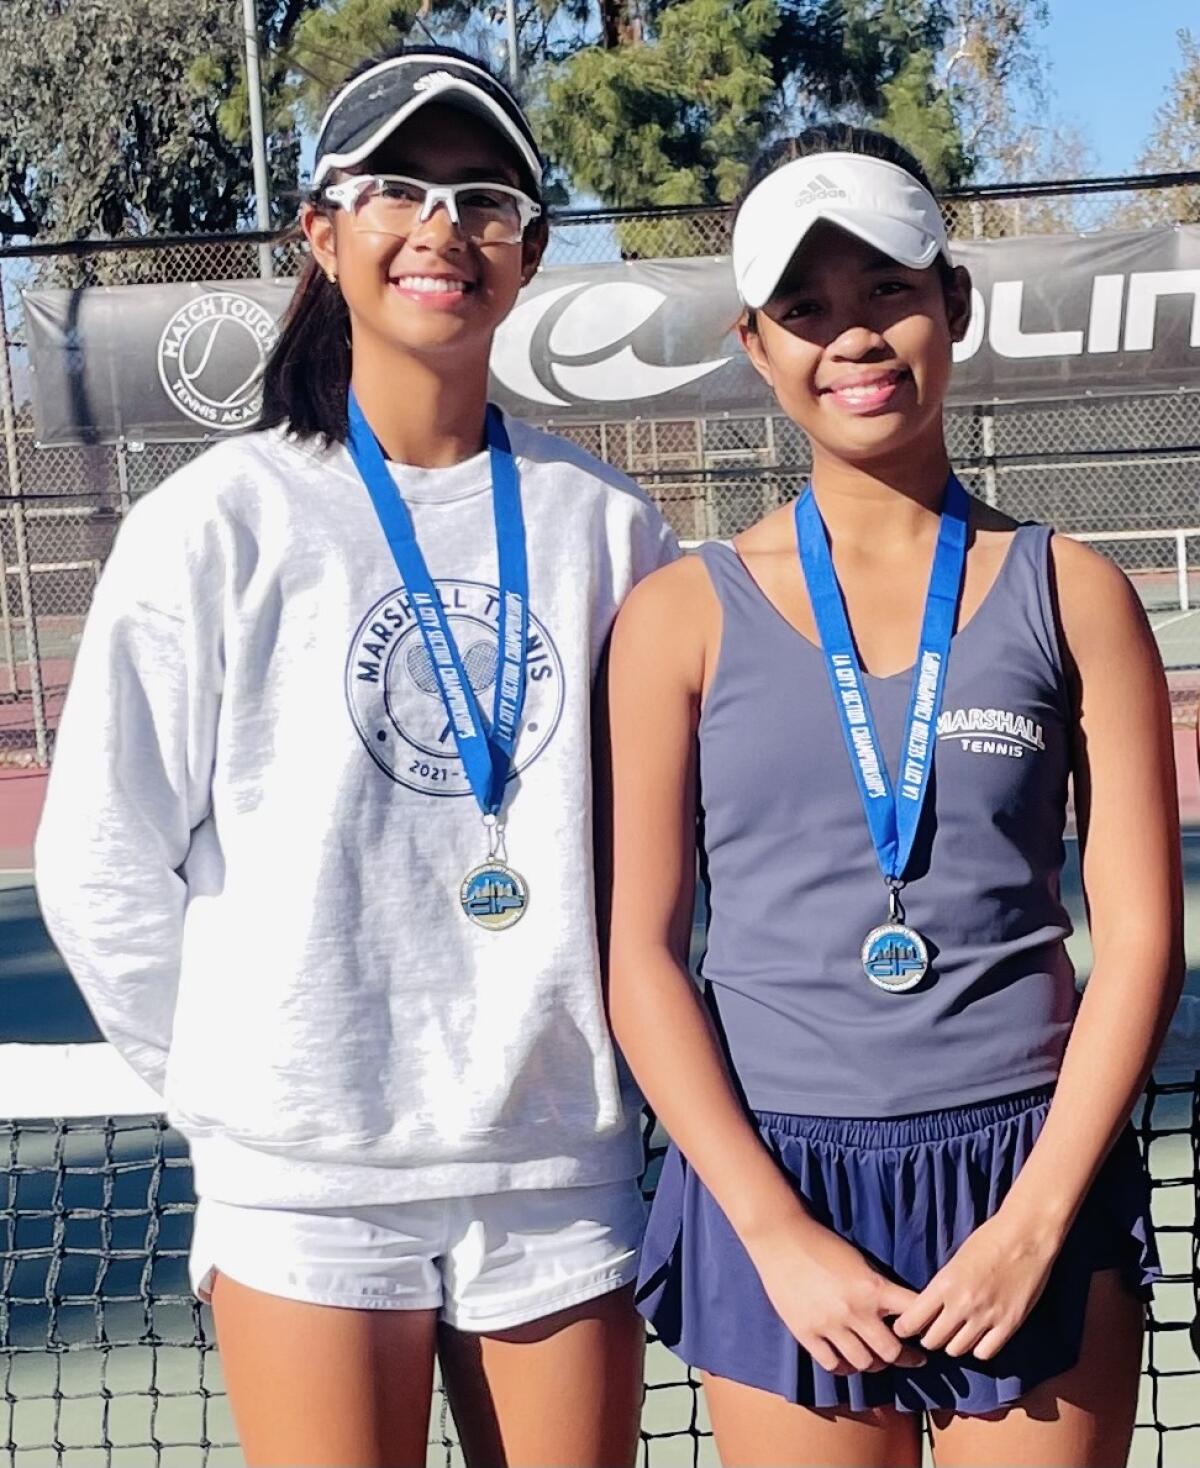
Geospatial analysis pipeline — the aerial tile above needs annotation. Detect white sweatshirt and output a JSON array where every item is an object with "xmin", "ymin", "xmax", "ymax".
[{"xmin": 35, "ymin": 419, "xmax": 677, "ymax": 1207}]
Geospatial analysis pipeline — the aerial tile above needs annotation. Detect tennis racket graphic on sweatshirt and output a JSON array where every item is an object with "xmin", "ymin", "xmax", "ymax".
[
  {"xmin": 347, "ymin": 579, "xmax": 564, "ymax": 796},
  {"xmin": 406, "ymin": 637, "xmax": 498, "ymax": 744}
]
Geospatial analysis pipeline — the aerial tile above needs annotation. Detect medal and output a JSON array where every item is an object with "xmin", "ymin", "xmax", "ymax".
[
  {"xmin": 795, "ymin": 477, "xmax": 970, "ymax": 992},
  {"xmin": 459, "ymin": 840, "xmax": 528, "ymax": 929},
  {"xmin": 346, "ymin": 389, "xmax": 531, "ymax": 929},
  {"xmin": 459, "ymin": 814, "xmax": 528, "ymax": 930},
  {"xmin": 460, "ymin": 865, "xmax": 529, "ymax": 930},
  {"xmin": 861, "ymin": 886, "xmax": 928, "ymax": 992}
]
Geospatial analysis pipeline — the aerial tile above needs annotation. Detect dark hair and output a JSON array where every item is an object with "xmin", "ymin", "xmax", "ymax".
[
  {"xmin": 258, "ymin": 42, "xmax": 544, "ymax": 444},
  {"xmin": 736, "ymin": 124, "xmax": 956, "ymax": 328}
]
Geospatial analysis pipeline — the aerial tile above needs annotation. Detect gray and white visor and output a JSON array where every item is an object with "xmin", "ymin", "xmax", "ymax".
[{"xmin": 312, "ymin": 54, "xmax": 543, "ymax": 191}]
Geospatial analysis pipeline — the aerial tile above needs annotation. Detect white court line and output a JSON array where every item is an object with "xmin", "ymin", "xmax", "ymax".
[
  {"xmin": 1151, "ymin": 608, "xmax": 1200, "ymax": 633},
  {"xmin": 0, "ymin": 1043, "xmax": 163, "ymax": 1117}
]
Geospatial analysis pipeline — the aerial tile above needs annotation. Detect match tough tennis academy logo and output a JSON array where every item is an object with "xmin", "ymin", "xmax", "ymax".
[{"xmin": 157, "ymin": 291, "xmax": 279, "ymax": 431}]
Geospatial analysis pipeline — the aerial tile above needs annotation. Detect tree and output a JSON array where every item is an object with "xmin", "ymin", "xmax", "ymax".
[
  {"xmin": 247, "ymin": 0, "xmax": 445, "ymax": 140},
  {"xmin": 0, "ymin": 0, "xmax": 1059, "ymax": 252},
  {"xmin": 936, "ymin": 0, "xmax": 1049, "ymax": 179},
  {"xmin": 1126, "ymin": 29, "xmax": 1200, "ymax": 225},
  {"xmin": 0, "ymin": 0, "xmax": 307, "ymax": 244},
  {"xmin": 217, "ymin": 0, "xmax": 551, "ymax": 190},
  {"xmin": 537, "ymin": 0, "xmax": 780, "ymax": 209},
  {"xmin": 535, "ymin": 0, "xmax": 1050, "ymax": 242}
]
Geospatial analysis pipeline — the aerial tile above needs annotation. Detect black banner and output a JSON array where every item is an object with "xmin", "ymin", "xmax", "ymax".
[{"xmin": 24, "ymin": 225, "xmax": 1200, "ymax": 445}]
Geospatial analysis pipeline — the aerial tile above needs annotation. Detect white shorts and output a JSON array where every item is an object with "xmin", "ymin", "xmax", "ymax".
[{"xmin": 189, "ymin": 1179, "xmax": 646, "ymax": 1332}]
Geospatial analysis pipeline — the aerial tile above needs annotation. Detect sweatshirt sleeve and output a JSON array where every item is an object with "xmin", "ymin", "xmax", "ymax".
[
  {"xmin": 631, "ymin": 498, "xmax": 683, "ymax": 583},
  {"xmin": 34, "ymin": 495, "xmax": 221, "ymax": 1096}
]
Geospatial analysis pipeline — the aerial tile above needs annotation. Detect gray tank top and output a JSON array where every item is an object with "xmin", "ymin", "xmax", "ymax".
[{"xmin": 696, "ymin": 525, "xmax": 1076, "ymax": 1118}]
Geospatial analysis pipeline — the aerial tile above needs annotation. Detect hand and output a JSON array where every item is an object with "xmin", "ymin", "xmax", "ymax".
[
  {"xmin": 892, "ymin": 1209, "xmax": 1062, "ymax": 1362},
  {"xmin": 746, "ymin": 1217, "xmax": 927, "ymax": 1376}
]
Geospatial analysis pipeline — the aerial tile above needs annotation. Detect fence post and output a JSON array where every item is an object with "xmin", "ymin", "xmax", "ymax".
[
  {"xmin": 980, "ymin": 405, "xmax": 999, "ymax": 508},
  {"xmin": 0, "ymin": 506, "xmax": 16, "ymax": 702},
  {"xmin": 242, "ymin": 0, "xmax": 275, "ymax": 281},
  {"xmin": 1176, "ymin": 530, "xmax": 1190, "ymax": 613},
  {"xmin": 0, "ymin": 263, "xmax": 48, "ymax": 765},
  {"xmin": 115, "ymin": 437, "xmax": 132, "ymax": 518}
]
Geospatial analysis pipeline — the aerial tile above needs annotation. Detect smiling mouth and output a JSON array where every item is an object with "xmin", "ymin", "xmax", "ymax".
[
  {"xmin": 821, "ymin": 369, "xmax": 910, "ymax": 412},
  {"xmin": 389, "ymin": 275, "xmax": 475, "ymax": 301}
]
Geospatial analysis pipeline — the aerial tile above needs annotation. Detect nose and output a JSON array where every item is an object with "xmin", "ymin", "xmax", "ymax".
[
  {"xmin": 407, "ymin": 198, "xmax": 467, "ymax": 253},
  {"xmin": 827, "ymin": 323, "xmax": 890, "ymax": 360}
]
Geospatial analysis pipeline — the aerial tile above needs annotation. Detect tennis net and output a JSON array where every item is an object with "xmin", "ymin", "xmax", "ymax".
[{"xmin": 2, "ymin": 1088, "xmax": 1199, "ymax": 1467}]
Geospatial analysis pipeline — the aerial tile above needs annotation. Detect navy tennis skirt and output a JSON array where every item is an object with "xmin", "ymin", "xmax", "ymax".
[{"xmin": 636, "ymin": 1087, "xmax": 1158, "ymax": 1415}]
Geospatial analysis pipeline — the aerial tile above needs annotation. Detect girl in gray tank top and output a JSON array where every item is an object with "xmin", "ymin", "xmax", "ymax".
[{"xmin": 603, "ymin": 125, "xmax": 1182, "ymax": 1465}]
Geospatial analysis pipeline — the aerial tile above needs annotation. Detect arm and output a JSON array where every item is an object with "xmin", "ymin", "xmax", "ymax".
[
  {"xmin": 34, "ymin": 501, "xmax": 220, "ymax": 1095},
  {"xmin": 604, "ymin": 557, "xmax": 923, "ymax": 1374},
  {"xmin": 896, "ymin": 537, "xmax": 1183, "ymax": 1359}
]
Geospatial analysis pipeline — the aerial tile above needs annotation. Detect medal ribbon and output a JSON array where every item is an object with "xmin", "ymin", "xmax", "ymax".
[
  {"xmin": 795, "ymin": 476, "xmax": 969, "ymax": 886},
  {"xmin": 346, "ymin": 388, "xmax": 529, "ymax": 816}
]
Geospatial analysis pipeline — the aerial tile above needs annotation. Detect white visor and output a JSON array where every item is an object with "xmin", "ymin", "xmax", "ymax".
[{"xmin": 732, "ymin": 153, "xmax": 951, "ymax": 309}]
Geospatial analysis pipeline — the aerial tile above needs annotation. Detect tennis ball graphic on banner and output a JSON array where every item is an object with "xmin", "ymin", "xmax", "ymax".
[{"xmin": 157, "ymin": 291, "xmax": 279, "ymax": 430}]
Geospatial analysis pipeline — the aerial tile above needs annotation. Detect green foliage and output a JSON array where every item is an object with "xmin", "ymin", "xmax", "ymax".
[
  {"xmin": 280, "ymin": 0, "xmax": 433, "ymax": 132},
  {"xmin": 802, "ymin": 0, "xmax": 950, "ymax": 116},
  {"xmin": 537, "ymin": 0, "xmax": 780, "ymax": 210},
  {"xmin": 0, "ymin": 0, "xmax": 1055, "ymax": 247},
  {"xmin": 536, "ymin": 0, "xmax": 1039, "ymax": 225},
  {"xmin": 0, "ymin": 0, "xmax": 262, "ymax": 240},
  {"xmin": 876, "ymin": 49, "xmax": 970, "ymax": 188}
]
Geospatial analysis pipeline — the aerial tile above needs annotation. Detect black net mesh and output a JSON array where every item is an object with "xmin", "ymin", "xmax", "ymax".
[{"xmin": 2, "ymin": 1087, "xmax": 1198, "ymax": 1466}]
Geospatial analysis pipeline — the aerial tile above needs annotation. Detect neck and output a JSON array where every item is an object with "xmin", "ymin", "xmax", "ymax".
[
  {"xmin": 350, "ymin": 336, "xmax": 491, "ymax": 468},
  {"xmin": 808, "ymin": 435, "xmax": 954, "ymax": 545}
]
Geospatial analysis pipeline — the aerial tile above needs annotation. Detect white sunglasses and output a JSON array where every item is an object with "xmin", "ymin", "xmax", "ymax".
[{"xmin": 319, "ymin": 173, "xmax": 542, "ymax": 245}]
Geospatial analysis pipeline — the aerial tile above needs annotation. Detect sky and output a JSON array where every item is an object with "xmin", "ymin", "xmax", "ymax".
[{"xmin": 1043, "ymin": 0, "xmax": 1194, "ymax": 175}]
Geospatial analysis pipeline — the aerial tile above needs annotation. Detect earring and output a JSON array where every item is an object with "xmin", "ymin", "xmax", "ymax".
[{"xmin": 325, "ymin": 268, "xmax": 338, "ymax": 285}]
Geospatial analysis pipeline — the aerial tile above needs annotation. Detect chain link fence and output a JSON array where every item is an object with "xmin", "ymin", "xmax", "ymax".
[{"xmin": 2, "ymin": 172, "xmax": 1200, "ymax": 763}]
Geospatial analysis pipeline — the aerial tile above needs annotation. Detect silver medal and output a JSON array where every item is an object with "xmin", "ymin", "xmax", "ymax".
[
  {"xmin": 461, "ymin": 861, "xmax": 528, "ymax": 930},
  {"xmin": 861, "ymin": 886, "xmax": 927, "ymax": 992},
  {"xmin": 861, "ymin": 922, "xmax": 928, "ymax": 992},
  {"xmin": 461, "ymin": 815, "xmax": 528, "ymax": 931}
]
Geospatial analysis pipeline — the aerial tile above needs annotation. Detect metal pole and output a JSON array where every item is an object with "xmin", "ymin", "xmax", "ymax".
[
  {"xmin": 242, "ymin": 0, "xmax": 275, "ymax": 280},
  {"xmin": 1177, "ymin": 530, "xmax": 1190, "ymax": 613},
  {"xmin": 115, "ymin": 438, "xmax": 132, "ymax": 519},
  {"xmin": 980, "ymin": 405, "xmax": 999, "ymax": 508},
  {"xmin": 0, "ymin": 509, "xmax": 17, "ymax": 703},
  {"xmin": 0, "ymin": 265, "xmax": 48, "ymax": 765},
  {"xmin": 505, "ymin": 0, "xmax": 520, "ymax": 86}
]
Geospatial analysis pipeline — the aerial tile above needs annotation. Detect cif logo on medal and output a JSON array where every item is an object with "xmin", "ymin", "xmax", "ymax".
[
  {"xmin": 460, "ymin": 863, "xmax": 528, "ymax": 930},
  {"xmin": 861, "ymin": 922, "xmax": 928, "ymax": 993}
]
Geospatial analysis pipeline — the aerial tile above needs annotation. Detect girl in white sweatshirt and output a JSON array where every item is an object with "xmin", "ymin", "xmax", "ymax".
[{"xmin": 36, "ymin": 42, "xmax": 676, "ymax": 1468}]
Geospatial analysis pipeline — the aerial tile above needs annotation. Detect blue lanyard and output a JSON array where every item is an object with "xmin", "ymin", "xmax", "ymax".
[
  {"xmin": 346, "ymin": 388, "xmax": 529, "ymax": 815},
  {"xmin": 795, "ymin": 477, "xmax": 969, "ymax": 887}
]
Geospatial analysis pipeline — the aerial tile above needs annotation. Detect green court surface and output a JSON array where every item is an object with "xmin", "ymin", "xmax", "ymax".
[{"xmin": 1150, "ymin": 606, "xmax": 1200, "ymax": 674}]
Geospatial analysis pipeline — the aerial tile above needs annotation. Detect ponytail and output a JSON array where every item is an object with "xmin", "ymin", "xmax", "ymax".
[{"xmin": 257, "ymin": 245, "xmax": 352, "ymax": 443}]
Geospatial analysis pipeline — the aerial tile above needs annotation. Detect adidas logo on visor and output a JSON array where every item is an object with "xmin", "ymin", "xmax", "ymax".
[{"xmin": 793, "ymin": 174, "xmax": 848, "ymax": 207}]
